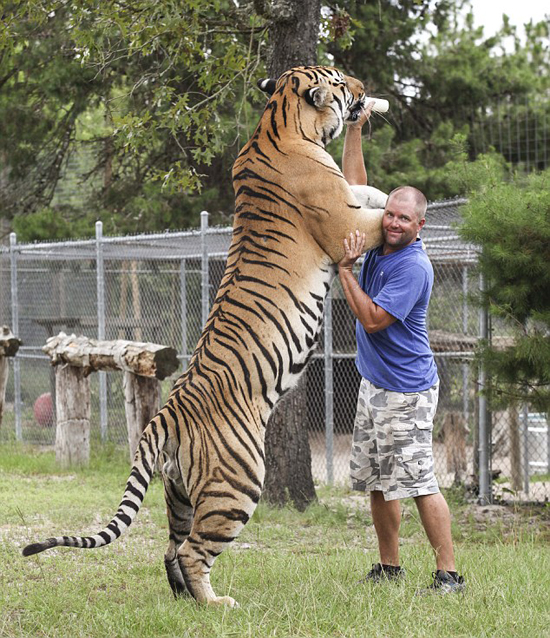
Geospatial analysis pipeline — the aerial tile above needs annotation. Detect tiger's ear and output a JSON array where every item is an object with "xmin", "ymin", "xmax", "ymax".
[
  {"xmin": 304, "ymin": 86, "xmax": 330, "ymax": 109},
  {"xmin": 257, "ymin": 78, "xmax": 277, "ymax": 96}
]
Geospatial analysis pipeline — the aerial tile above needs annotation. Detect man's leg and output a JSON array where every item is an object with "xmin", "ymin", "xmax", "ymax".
[
  {"xmin": 370, "ymin": 490, "xmax": 401, "ymax": 566},
  {"xmin": 414, "ymin": 493, "xmax": 455, "ymax": 572}
]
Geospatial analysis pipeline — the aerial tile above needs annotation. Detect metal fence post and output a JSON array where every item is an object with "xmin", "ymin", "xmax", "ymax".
[
  {"xmin": 180, "ymin": 259, "xmax": 187, "ymax": 365},
  {"xmin": 478, "ymin": 272, "xmax": 492, "ymax": 504},
  {"xmin": 324, "ymin": 287, "xmax": 334, "ymax": 485},
  {"xmin": 462, "ymin": 266, "xmax": 470, "ymax": 425},
  {"xmin": 9, "ymin": 232, "xmax": 22, "ymax": 441},
  {"xmin": 95, "ymin": 221, "xmax": 108, "ymax": 441},
  {"xmin": 200, "ymin": 211, "xmax": 209, "ymax": 328},
  {"xmin": 522, "ymin": 405, "xmax": 530, "ymax": 495}
]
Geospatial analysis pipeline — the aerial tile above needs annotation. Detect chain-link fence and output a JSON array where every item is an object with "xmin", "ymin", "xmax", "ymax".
[{"xmin": 0, "ymin": 202, "xmax": 548, "ymax": 502}]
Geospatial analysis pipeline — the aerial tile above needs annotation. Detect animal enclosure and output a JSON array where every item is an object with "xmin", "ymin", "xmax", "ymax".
[{"xmin": 0, "ymin": 201, "xmax": 548, "ymax": 502}]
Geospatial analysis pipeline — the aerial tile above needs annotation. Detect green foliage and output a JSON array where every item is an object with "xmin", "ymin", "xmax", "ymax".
[
  {"xmin": 0, "ymin": 2, "xmax": 111, "ymax": 214},
  {"xmin": 1, "ymin": 0, "xmax": 265, "ymax": 231},
  {"xmin": 2, "ymin": 0, "xmax": 550, "ymax": 237},
  {"xmin": 11, "ymin": 207, "xmax": 96, "ymax": 241},
  {"xmin": 328, "ymin": 0, "xmax": 550, "ymax": 198},
  {"xmin": 458, "ymin": 162, "xmax": 550, "ymax": 410}
]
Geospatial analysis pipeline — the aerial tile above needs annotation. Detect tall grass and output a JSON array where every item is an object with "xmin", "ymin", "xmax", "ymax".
[{"xmin": 1, "ymin": 445, "xmax": 549, "ymax": 638}]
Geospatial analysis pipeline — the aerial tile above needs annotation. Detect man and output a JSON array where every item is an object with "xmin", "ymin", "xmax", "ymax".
[{"xmin": 338, "ymin": 104, "xmax": 464, "ymax": 593}]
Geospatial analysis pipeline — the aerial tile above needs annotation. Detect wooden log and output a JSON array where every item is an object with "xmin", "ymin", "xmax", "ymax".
[
  {"xmin": 443, "ymin": 411, "xmax": 468, "ymax": 482},
  {"xmin": 0, "ymin": 325, "xmax": 22, "ymax": 357},
  {"xmin": 428, "ymin": 330, "xmax": 514, "ymax": 354},
  {"xmin": 124, "ymin": 371, "xmax": 161, "ymax": 460},
  {"xmin": 0, "ymin": 326, "xmax": 21, "ymax": 428},
  {"xmin": 55, "ymin": 365, "xmax": 91, "ymax": 467},
  {"xmin": 43, "ymin": 332, "xmax": 179, "ymax": 380}
]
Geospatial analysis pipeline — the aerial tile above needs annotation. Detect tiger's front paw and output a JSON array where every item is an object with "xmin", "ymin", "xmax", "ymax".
[{"xmin": 350, "ymin": 184, "xmax": 388, "ymax": 209}]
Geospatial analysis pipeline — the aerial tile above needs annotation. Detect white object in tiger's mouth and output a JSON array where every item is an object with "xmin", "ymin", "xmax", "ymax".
[
  {"xmin": 364, "ymin": 97, "xmax": 389, "ymax": 113},
  {"xmin": 348, "ymin": 97, "xmax": 390, "ymax": 121}
]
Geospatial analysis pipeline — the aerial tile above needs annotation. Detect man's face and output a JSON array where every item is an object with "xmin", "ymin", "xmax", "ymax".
[{"xmin": 382, "ymin": 194, "xmax": 425, "ymax": 253}]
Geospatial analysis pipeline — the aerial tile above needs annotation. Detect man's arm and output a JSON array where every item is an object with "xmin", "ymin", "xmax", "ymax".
[
  {"xmin": 338, "ymin": 231, "xmax": 397, "ymax": 334},
  {"xmin": 342, "ymin": 102, "xmax": 374, "ymax": 186}
]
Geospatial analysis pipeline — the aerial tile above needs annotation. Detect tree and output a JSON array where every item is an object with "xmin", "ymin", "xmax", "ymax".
[
  {"xmin": 454, "ymin": 154, "xmax": 550, "ymax": 412},
  {"xmin": 1, "ymin": 0, "xmax": 268, "ymax": 234},
  {"xmin": 254, "ymin": 0, "xmax": 322, "ymax": 510},
  {"xmin": 327, "ymin": 0, "xmax": 550, "ymax": 198},
  {"xmin": 0, "ymin": 2, "xmax": 110, "ymax": 218},
  {"xmin": 3, "ymin": 0, "xmax": 549, "ymax": 240},
  {"xmin": 253, "ymin": 0, "xmax": 320, "ymax": 76}
]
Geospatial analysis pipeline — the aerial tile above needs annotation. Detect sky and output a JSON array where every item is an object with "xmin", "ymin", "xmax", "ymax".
[{"xmin": 467, "ymin": 0, "xmax": 548, "ymax": 37}]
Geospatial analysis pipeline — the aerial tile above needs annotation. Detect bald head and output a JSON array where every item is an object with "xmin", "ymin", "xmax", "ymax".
[{"xmin": 387, "ymin": 186, "xmax": 427, "ymax": 221}]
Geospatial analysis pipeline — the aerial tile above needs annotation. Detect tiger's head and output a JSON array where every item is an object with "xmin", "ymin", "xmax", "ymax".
[{"xmin": 257, "ymin": 66, "xmax": 367, "ymax": 148}]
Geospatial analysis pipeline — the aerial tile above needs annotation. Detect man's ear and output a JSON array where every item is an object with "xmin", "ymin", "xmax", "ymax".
[
  {"xmin": 257, "ymin": 78, "xmax": 277, "ymax": 96},
  {"xmin": 304, "ymin": 86, "xmax": 330, "ymax": 108}
]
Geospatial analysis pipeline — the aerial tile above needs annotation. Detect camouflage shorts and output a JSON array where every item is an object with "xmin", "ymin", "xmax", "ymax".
[{"xmin": 350, "ymin": 378, "xmax": 440, "ymax": 501}]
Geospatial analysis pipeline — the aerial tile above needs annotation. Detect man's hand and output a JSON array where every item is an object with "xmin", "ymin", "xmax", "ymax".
[
  {"xmin": 347, "ymin": 100, "xmax": 375, "ymax": 130},
  {"xmin": 339, "ymin": 230, "xmax": 366, "ymax": 272},
  {"xmin": 338, "ymin": 230, "xmax": 397, "ymax": 334}
]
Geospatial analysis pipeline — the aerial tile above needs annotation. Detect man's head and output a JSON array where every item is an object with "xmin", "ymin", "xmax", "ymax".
[{"xmin": 382, "ymin": 186, "xmax": 427, "ymax": 254}]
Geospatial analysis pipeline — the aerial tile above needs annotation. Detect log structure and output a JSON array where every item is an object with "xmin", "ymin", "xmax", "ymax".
[
  {"xmin": 55, "ymin": 365, "xmax": 91, "ymax": 467},
  {"xmin": 0, "ymin": 326, "xmax": 22, "ymax": 428},
  {"xmin": 43, "ymin": 333, "xmax": 179, "ymax": 380},
  {"xmin": 123, "ymin": 372, "xmax": 161, "ymax": 460},
  {"xmin": 428, "ymin": 330, "xmax": 514, "ymax": 355},
  {"xmin": 43, "ymin": 333, "xmax": 179, "ymax": 466}
]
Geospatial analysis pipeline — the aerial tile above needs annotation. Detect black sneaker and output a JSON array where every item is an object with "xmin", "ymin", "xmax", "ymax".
[
  {"xmin": 359, "ymin": 563, "xmax": 405, "ymax": 584},
  {"xmin": 418, "ymin": 570, "xmax": 465, "ymax": 595}
]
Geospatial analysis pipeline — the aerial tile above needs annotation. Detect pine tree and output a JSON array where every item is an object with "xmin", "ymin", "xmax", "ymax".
[{"xmin": 457, "ymin": 157, "xmax": 550, "ymax": 412}]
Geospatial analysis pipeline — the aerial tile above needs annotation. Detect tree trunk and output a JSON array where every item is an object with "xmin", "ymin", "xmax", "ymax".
[
  {"xmin": 256, "ymin": 0, "xmax": 322, "ymax": 510},
  {"xmin": 256, "ymin": 0, "xmax": 321, "ymax": 77},
  {"xmin": 263, "ymin": 373, "xmax": 317, "ymax": 511},
  {"xmin": 55, "ymin": 365, "xmax": 91, "ymax": 467},
  {"xmin": 123, "ymin": 371, "xmax": 161, "ymax": 460}
]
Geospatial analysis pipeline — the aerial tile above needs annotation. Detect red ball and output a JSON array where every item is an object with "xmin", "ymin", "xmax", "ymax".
[{"xmin": 34, "ymin": 392, "xmax": 54, "ymax": 427}]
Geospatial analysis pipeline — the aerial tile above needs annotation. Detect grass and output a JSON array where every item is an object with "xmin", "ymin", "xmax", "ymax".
[{"xmin": 1, "ymin": 445, "xmax": 549, "ymax": 638}]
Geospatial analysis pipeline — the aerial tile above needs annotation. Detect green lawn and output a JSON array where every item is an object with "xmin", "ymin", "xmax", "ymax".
[{"xmin": 1, "ymin": 445, "xmax": 549, "ymax": 638}]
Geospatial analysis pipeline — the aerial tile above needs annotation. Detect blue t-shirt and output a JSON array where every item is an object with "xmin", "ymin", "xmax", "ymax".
[{"xmin": 355, "ymin": 239, "xmax": 438, "ymax": 392}]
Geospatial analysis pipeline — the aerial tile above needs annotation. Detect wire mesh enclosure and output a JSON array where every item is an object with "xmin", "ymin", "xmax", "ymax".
[{"xmin": 0, "ymin": 202, "xmax": 548, "ymax": 502}]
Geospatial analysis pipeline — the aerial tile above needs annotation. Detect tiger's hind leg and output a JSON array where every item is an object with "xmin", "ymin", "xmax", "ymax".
[
  {"xmin": 176, "ymin": 490, "xmax": 260, "ymax": 607},
  {"xmin": 162, "ymin": 464, "xmax": 194, "ymax": 598}
]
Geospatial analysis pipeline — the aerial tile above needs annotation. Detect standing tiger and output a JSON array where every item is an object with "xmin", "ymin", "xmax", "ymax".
[{"xmin": 22, "ymin": 66, "xmax": 388, "ymax": 607}]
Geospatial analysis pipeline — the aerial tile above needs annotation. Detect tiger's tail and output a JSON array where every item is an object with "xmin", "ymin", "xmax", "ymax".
[{"xmin": 22, "ymin": 416, "xmax": 167, "ymax": 557}]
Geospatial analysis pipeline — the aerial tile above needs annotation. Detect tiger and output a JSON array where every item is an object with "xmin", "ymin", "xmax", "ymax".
[{"xmin": 22, "ymin": 65, "xmax": 388, "ymax": 608}]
